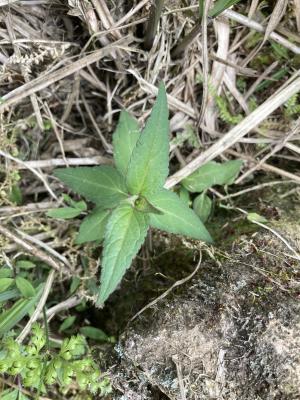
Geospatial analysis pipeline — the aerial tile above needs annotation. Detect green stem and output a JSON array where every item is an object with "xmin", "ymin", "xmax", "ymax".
[
  {"xmin": 35, "ymin": 307, "xmax": 50, "ymax": 400},
  {"xmin": 144, "ymin": 0, "xmax": 165, "ymax": 50}
]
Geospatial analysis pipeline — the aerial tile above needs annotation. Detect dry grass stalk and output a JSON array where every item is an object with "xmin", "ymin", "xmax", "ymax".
[
  {"xmin": 16, "ymin": 269, "xmax": 56, "ymax": 343},
  {"xmin": 0, "ymin": 40, "xmax": 130, "ymax": 111},
  {"xmin": 165, "ymin": 73, "xmax": 300, "ymax": 189},
  {"xmin": 264, "ymin": 0, "xmax": 288, "ymax": 42},
  {"xmin": 236, "ymin": 119, "xmax": 300, "ymax": 184},
  {"xmin": 294, "ymin": 0, "xmax": 300, "ymax": 32},
  {"xmin": 0, "ymin": 225, "xmax": 64, "ymax": 271},
  {"xmin": 223, "ymin": 9, "xmax": 300, "ymax": 54}
]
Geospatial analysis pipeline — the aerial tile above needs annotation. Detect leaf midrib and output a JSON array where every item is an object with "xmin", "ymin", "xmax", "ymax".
[
  {"xmin": 60, "ymin": 172, "xmax": 127, "ymax": 197},
  {"xmin": 131, "ymin": 108, "xmax": 165, "ymax": 194},
  {"xmin": 102, "ymin": 208, "xmax": 136, "ymax": 297}
]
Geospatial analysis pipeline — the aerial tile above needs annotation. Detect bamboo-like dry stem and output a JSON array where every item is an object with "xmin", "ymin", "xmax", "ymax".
[{"xmin": 144, "ymin": 0, "xmax": 165, "ymax": 50}]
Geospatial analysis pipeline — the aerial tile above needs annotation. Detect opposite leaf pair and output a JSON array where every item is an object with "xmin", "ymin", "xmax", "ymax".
[{"xmin": 54, "ymin": 84, "xmax": 212, "ymax": 305}]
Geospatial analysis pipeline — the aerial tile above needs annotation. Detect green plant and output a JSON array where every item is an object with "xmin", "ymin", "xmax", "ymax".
[
  {"xmin": 196, "ymin": 73, "xmax": 243, "ymax": 125},
  {"xmin": 53, "ymin": 84, "xmax": 212, "ymax": 305},
  {"xmin": 181, "ymin": 160, "xmax": 243, "ymax": 222},
  {"xmin": 0, "ymin": 266, "xmax": 44, "ymax": 336},
  {"xmin": 0, "ymin": 324, "xmax": 111, "ymax": 396},
  {"xmin": 284, "ymin": 93, "xmax": 300, "ymax": 117}
]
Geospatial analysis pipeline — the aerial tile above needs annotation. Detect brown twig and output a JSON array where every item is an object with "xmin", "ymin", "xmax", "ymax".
[
  {"xmin": 144, "ymin": 0, "xmax": 165, "ymax": 50},
  {"xmin": 0, "ymin": 39, "xmax": 130, "ymax": 112},
  {"xmin": 130, "ymin": 252, "xmax": 202, "ymax": 322},
  {"xmin": 0, "ymin": 225, "xmax": 64, "ymax": 272}
]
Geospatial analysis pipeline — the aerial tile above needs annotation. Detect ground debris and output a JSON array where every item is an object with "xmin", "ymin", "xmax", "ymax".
[{"xmin": 114, "ymin": 219, "xmax": 300, "ymax": 400}]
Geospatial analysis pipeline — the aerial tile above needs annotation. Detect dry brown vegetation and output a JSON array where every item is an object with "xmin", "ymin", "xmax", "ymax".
[{"xmin": 0, "ymin": 1, "xmax": 300, "ymax": 398}]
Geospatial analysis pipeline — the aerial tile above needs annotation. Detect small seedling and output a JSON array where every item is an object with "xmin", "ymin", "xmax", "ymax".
[
  {"xmin": 53, "ymin": 84, "xmax": 212, "ymax": 305},
  {"xmin": 0, "ymin": 324, "xmax": 110, "ymax": 395}
]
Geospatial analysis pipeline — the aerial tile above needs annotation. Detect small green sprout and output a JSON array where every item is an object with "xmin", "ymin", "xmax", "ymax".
[{"xmin": 53, "ymin": 84, "xmax": 212, "ymax": 305}]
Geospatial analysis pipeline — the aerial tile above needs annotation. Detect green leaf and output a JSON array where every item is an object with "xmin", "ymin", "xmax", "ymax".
[
  {"xmin": 97, "ymin": 204, "xmax": 149, "ymax": 305},
  {"xmin": 62, "ymin": 194, "xmax": 87, "ymax": 210},
  {"xmin": 178, "ymin": 186, "xmax": 190, "ymax": 205},
  {"xmin": 113, "ymin": 111, "xmax": 140, "ymax": 176},
  {"xmin": 0, "ymin": 278, "xmax": 14, "ymax": 293},
  {"xmin": 16, "ymin": 276, "xmax": 36, "ymax": 298},
  {"xmin": 74, "ymin": 200, "xmax": 87, "ymax": 211},
  {"xmin": 148, "ymin": 189, "xmax": 213, "ymax": 243},
  {"xmin": 54, "ymin": 166, "xmax": 128, "ymax": 208},
  {"xmin": 193, "ymin": 193, "xmax": 212, "ymax": 223},
  {"xmin": 0, "ymin": 285, "xmax": 43, "ymax": 335},
  {"xmin": 271, "ymin": 41, "xmax": 289, "ymax": 60},
  {"xmin": 1, "ymin": 389, "xmax": 19, "ymax": 400},
  {"xmin": 247, "ymin": 212, "xmax": 268, "ymax": 223},
  {"xmin": 15, "ymin": 260, "xmax": 36, "ymax": 269},
  {"xmin": 182, "ymin": 160, "xmax": 243, "ymax": 193},
  {"xmin": 70, "ymin": 276, "xmax": 81, "ymax": 294},
  {"xmin": 75, "ymin": 209, "xmax": 110, "ymax": 244},
  {"xmin": 9, "ymin": 184, "xmax": 22, "ymax": 205},
  {"xmin": 0, "ymin": 288, "xmax": 19, "ymax": 304},
  {"xmin": 59, "ymin": 316, "xmax": 76, "ymax": 332},
  {"xmin": 46, "ymin": 207, "xmax": 82, "ymax": 219},
  {"xmin": 210, "ymin": 0, "xmax": 241, "ymax": 18},
  {"xmin": 18, "ymin": 392, "xmax": 30, "ymax": 400},
  {"xmin": 79, "ymin": 326, "xmax": 110, "ymax": 342},
  {"xmin": 0, "ymin": 267, "xmax": 13, "ymax": 278},
  {"xmin": 126, "ymin": 83, "xmax": 169, "ymax": 196},
  {"xmin": 198, "ymin": 0, "xmax": 204, "ymax": 18}
]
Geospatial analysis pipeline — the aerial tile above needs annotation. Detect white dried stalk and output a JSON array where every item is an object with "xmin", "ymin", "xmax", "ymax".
[
  {"xmin": 165, "ymin": 73, "xmax": 300, "ymax": 189},
  {"xmin": 264, "ymin": 0, "xmax": 288, "ymax": 42},
  {"xmin": 223, "ymin": 9, "xmax": 300, "ymax": 55}
]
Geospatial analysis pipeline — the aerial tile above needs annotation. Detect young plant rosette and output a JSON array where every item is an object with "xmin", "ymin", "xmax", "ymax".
[{"xmin": 53, "ymin": 84, "xmax": 212, "ymax": 306}]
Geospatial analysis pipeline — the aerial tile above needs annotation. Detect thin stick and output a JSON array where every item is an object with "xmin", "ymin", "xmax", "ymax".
[
  {"xmin": 171, "ymin": 24, "xmax": 202, "ymax": 58},
  {"xmin": 144, "ymin": 0, "xmax": 165, "ymax": 50},
  {"xmin": 16, "ymin": 228, "xmax": 72, "ymax": 269},
  {"xmin": 236, "ymin": 118, "xmax": 300, "ymax": 184},
  {"xmin": 228, "ymin": 149, "xmax": 300, "ymax": 184},
  {"xmin": 14, "ymin": 156, "xmax": 112, "ymax": 169},
  {"xmin": 165, "ymin": 73, "xmax": 300, "ymax": 189},
  {"xmin": 41, "ymin": 295, "xmax": 82, "ymax": 320},
  {"xmin": 0, "ymin": 150, "xmax": 57, "ymax": 200},
  {"xmin": 0, "ymin": 225, "xmax": 63, "ymax": 272},
  {"xmin": 0, "ymin": 201, "xmax": 57, "ymax": 215},
  {"xmin": 221, "ymin": 180, "xmax": 296, "ymax": 200},
  {"xmin": 0, "ymin": 0, "xmax": 18, "ymax": 6},
  {"xmin": 197, "ymin": 0, "xmax": 212, "ymax": 127},
  {"xmin": 230, "ymin": 206, "xmax": 300, "ymax": 262},
  {"xmin": 0, "ymin": 41, "xmax": 128, "ymax": 112},
  {"xmin": 44, "ymin": 103, "xmax": 68, "ymax": 166},
  {"xmin": 223, "ymin": 9, "xmax": 300, "ymax": 55},
  {"xmin": 169, "ymin": 5, "xmax": 300, "ymax": 55},
  {"xmin": 131, "ymin": 252, "xmax": 202, "ymax": 322},
  {"xmin": 17, "ymin": 270, "xmax": 56, "ymax": 343}
]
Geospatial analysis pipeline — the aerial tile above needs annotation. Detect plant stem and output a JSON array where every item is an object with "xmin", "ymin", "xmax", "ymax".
[
  {"xmin": 171, "ymin": 22, "xmax": 201, "ymax": 58},
  {"xmin": 144, "ymin": 0, "xmax": 165, "ymax": 50}
]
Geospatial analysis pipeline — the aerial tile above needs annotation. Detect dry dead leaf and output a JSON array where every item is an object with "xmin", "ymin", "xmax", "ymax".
[
  {"xmin": 294, "ymin": 0, "xmax": 300, "ymax": 32},
  {"xmin": 264, "ymin": 0, "xmax": 288, "ymax": 42}
]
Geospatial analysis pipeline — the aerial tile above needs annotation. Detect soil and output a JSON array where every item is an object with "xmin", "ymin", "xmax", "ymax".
[{"xmin": 108, "ymin": 193, "xmax": 300, "ymax": 399}]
